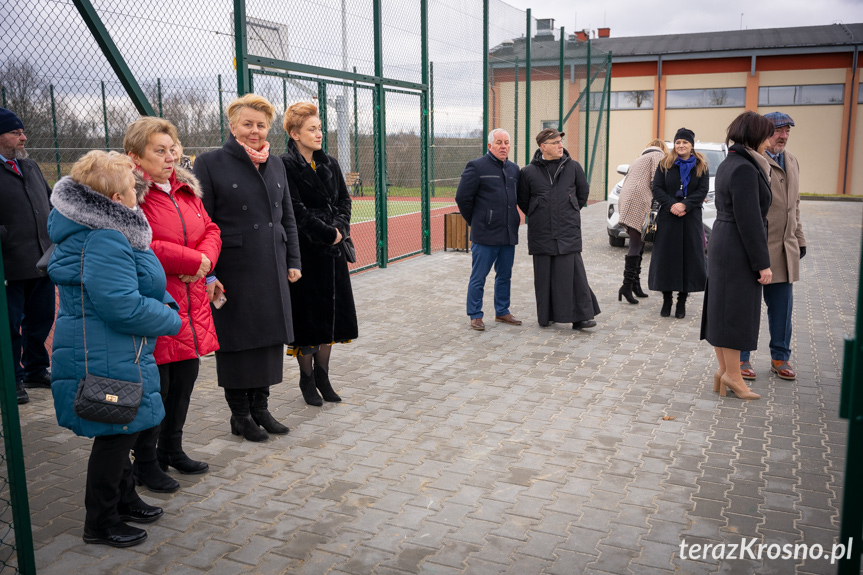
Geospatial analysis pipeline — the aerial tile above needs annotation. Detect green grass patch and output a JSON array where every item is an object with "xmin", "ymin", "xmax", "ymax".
[{"xmin": 351, "ymin": 199, "xmax": 458, "ymax": 224}]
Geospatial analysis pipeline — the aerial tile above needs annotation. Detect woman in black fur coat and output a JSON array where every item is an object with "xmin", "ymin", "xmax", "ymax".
[{"xmin": 280, "ymin": 102, "xmax": 358, "ymax": 406}]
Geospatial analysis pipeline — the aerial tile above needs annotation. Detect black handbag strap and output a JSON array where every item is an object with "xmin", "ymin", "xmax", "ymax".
[{"xmin": 79, "ymin": 243, "xmax": 144, "ymax": 383}]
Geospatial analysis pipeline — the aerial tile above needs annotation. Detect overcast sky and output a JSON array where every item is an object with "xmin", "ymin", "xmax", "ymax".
[{"xmin": 501, "ymin": 0, "xmax": 863, "ymax": 38}]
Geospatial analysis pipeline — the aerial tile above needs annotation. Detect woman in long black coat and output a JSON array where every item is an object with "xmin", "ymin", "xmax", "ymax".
[
  {"xmin": 280, "ymin": 102, "xmax": 358, "ymax": 405},
  {"xmin": 647, "ymin": 127, "xmax": 709, "ymax": 319},
  {"xmin": 701, "ymin": 111, "xmax": 774, "ymax": 400},
  {"xmin": 193, "ymin": 94, "xmax": 302, "ymax": 441}
]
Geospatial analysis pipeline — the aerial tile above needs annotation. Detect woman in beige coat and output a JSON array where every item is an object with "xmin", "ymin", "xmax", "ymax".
[{"xmin": 616, "ymin": 140, "xmax": 667, "ymax": 303}]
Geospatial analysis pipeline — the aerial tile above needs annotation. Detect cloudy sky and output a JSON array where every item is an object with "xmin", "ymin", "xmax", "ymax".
[{"xmin": 501, "ymin": 0, "xmax": 863, "ymax": 38}]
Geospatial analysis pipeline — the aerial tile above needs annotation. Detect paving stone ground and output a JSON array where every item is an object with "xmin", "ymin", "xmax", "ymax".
[{"xmin": 13, "ymin": 199, "xmax": 863, "ymax": 575}]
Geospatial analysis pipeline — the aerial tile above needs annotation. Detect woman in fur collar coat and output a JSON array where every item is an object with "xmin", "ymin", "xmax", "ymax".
[
  {"xmin": 124, "ymin": 118, "xmax": 222, "ymax": 492},
  {"xmin": 48, "ymin": 151, "xmax": 182, "ymax": 547},
  {"xmin": 280, "ymin": 102, "xmax": 358, "ymax": 406}
]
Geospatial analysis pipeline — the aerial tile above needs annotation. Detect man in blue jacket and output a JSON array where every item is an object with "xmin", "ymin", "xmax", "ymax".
[
  {"xmin": 0, "ymin": 108, "xmax": 54, "ymax": 404},
  {"xmin": 455, "ymin": 129, "xmax": 522, "ymax": 331}
]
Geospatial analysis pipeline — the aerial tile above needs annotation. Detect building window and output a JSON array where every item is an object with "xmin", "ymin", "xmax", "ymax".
[
  {"xmin": 859, "ymin": 84, "xmax": 863, "ymax": 103},
  {"xmin": 541, "ymin": 120, "xmax": 558, "ymax": 130},
  {"xmin": 665, "ymin": 88, "xmax": 746, "ymax": 109},
  {"xmin": 758, "ymin": 84, "xmax": 844, "ymax": 106},
  {"xmin": 589, "ymin": 90, "xmax": 654, "ymax": 110}
]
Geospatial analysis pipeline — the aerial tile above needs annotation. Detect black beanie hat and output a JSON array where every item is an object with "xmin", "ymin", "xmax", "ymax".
[
  {"xmin": 674, "ymin": 127, "xmax": 695, "ymax": 146},
  {"xmin": 0, "ymin": 108, "xmax": 24, "ymax": 135}
]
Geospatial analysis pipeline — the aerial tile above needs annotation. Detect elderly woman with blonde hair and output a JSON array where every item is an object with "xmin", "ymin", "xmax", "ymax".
[
  {"xmin": 48, "ymin": 150, "xmax": 181, "ymax": 546},
  {"xmin": 123, "ymin": 116, "xmax": 222, "ymax": 492},
  {"xmin": 193, "ymin": 94, "xmax": 301, "ymax": 442},
  {"xmin": 616, "ymin": 139, "xmax": 667, "ymax": 304}
]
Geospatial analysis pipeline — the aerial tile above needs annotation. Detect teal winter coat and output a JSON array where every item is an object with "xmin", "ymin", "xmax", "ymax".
[{"xmin": 47, "ymin": 177, "xmax": 182, "ymax": 438}]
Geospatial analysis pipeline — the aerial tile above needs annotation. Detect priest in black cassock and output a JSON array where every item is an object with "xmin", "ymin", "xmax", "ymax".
[{"xmin": 517, "ymin": 128, "xmax": 600, "ymax": 329}]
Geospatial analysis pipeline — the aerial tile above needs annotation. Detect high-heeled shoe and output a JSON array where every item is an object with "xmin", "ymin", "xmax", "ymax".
[
  {"xmin": 719, "ymin": 374, "xmax": 760, "ymax": 400},
  {"xmin": 713, "ymin": 370, "xmax": 725, "ymax": 393}
]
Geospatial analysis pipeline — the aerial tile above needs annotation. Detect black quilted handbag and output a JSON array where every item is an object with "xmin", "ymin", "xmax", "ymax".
[{"xmin": 72, "ymin": 244, "xmax": 144, "ymax": 425}]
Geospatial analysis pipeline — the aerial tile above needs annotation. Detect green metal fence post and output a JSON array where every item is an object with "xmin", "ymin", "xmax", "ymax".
[
  {"xmin": 1, "ymin": 86, "xmax": 5, "ymax": 108},
  {"xmin": 584, "ymin": 37, "xmax": 591, "ymax": 171},
  {"xmin": 482, "ymin": 0, "xmax": 489, "ymax": 156},
  {"xmin": 524, "ymin": 8, "xmax": 531, "ymax": 166},
  {"xmin": 101, "ymin": 80, "xmax": 110, "ymax": 150},
  {"xmin": 838, "ymin": 227, "xmax": 863, "ymax": 574},
  {"xmin": 50, "ymin": 84, "xmax": 61, "ymax": 180},
  {"xmin": 352, "ymin": 67, "xmax": 359, "ymax": 173},
  {"xmin": 318, "ymin": 81, "xmax": 328, "ymax": 154},
  {"xmin": 559, "ymin": 26, "xmax": 565, "ymax": 131},
  {"xmin": 234, "ymin": 0, "xmax": 249, "ymax": 96},
  {"xmin": 373, "ymin": 0, "xmax": 387, "ymax": 268},
  {"xmin": 604, "ymin": 51, "xmax": 612, "ymax": 200},
  {"xmin": 0, "ymin": 239, "xmax": 36, "ymax": 575},
  {"xmin": 514, "ymin": 59, "xmax": 519, "ymax": 166},
  {"xmin": 218, "ymin": 74, "xmax": 225, "ymax": 143},
  {"xmin": 420, "ymin": 0, "xmax": 430, "ymax": 255},
  {"xmin": 283, "ymin": 78, "xmax": 289, "ymax": 152},
  {"xmin": 72, "ymin": 0, "xmax": 155, "ymax": 116},
  {"xmin": 587, "ymin": 58, "xmax": 610, "ymax": 183},
  {"xmin": 429, "ymin": 61, "xmax": 436, "ymax": 198},
  {"xmin": 157, "ymin": 78, "xmax": 163, "ymax": 117}
]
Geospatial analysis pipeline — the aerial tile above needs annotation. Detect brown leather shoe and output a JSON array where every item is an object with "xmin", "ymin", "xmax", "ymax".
[
  {"xmin": 771, "ymin": 360, "xmax": 796, "ymax": 380},
  {"xmin": 494, "ymin": 314, "xmax": 522, "ymax": 326},
  {"xmin": 740, "ymin": 361, "xmax": 756, "ymax": 381},
  {"xmin": 470, "ymin": 318, "xmax": 485, "ymax": 331}
]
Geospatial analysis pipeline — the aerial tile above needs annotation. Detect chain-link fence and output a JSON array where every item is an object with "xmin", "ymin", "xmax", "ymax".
[{"xmin": 1, "ymin": 1, "xmax": 610, "ymax": 567}]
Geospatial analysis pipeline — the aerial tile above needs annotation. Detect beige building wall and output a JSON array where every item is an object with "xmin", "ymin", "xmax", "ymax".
[
  {"xmin": 664, "ymin": 108, "xmax": 744, "ymax": 146},
  {"xmin": 851, "ymin": 103, "xmax": 863, "ymax": 195},
  {"xmin": 759, "ymin": 69, "xmax": 847, "ymax": 85},
  {"xmin": 755, "ymin": 105, "xmax": 845, "ymax": 195},
  {"xmin": 608, "ymin": 110, "xmax": 655, "ymax": 192},
  {"xmin": 665, "ymin": 72, "xmax": 747, "ymax": 90}
]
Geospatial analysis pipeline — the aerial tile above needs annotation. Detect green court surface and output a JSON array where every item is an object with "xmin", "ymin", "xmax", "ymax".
[{"xmin": 351, "ymin": 200, "xmax": 457, "ymax": 224}]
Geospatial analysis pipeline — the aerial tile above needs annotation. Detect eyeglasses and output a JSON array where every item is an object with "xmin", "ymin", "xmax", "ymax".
[
  {"xmin": 6, "ymin": 130, "xmax": 24, "ymax": 137},
  {"xmin": 542, "ymin": 139, "xmax": 563, "ymax": 146}
]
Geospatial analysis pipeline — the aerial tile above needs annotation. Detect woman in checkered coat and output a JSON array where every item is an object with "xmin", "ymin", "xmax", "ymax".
[{"xmin": 616, "ymin": 140, "xmax": 666, "ymax": 304}]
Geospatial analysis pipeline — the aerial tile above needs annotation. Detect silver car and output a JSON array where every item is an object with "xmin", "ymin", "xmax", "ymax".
[{"xmin": 606, "ymin": 142, "xmax": 728, "ymax": 247}]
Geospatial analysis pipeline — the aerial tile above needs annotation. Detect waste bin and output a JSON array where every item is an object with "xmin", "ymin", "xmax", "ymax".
[{"xmin": 444, "ymin": 212, "xmax": 470, "ymax": 251}]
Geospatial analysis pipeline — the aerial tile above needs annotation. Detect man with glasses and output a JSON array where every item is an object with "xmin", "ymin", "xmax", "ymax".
[
  {"xmin": 517, "ymin": 128, "xmax": 600, "ymax": 330},
  {"xmin": 456, "ymin": 128, "xmax": 522, "ymax": 331},
  {"xmin": 739, "ymin": 111, "xmax": 806, "ymax": 382},
  {"xmin": 0, "ymin": 108, "xmax": 54, "ymax": 404}
]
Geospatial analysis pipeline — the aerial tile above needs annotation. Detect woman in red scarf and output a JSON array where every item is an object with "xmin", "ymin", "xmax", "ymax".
[{"xmin": 193, "ymin": 94, "xmax": 302, "ymax": 442}]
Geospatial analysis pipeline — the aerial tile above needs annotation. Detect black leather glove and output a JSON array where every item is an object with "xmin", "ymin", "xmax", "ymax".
[{"xmin": 799, "ymin": 246, "xmax": 806, "ymax": 259}]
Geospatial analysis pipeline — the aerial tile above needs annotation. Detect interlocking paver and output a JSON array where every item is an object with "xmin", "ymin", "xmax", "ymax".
[{"xmin": 13, "ymin": 200, "xmax": 858, "ymax": 574}]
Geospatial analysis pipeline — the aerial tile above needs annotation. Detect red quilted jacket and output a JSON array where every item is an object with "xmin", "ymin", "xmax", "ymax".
[{"xmin": 137, "ymin": 167, "xmax": 222, "ymax": 364}]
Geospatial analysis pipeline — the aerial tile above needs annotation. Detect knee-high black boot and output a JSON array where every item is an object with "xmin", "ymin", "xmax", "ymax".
[
  {"xmin": 618, "ymin": 256, "xmax": 639, "ymax": 304},
  {"xmin": 675, "ymin": 292, "xmax": 688, "ymax": 319},
  {"xmin": 632, "ymin": 255, "xmax": 649, "ymax": 298},
  {"xmin": 225, "ymin": 389, "xmax": 268, "ymax": 442},
  {"xmin": 660, "ymin": 292, "xmax": 673, "ymax": 317},
  {"xmin": 250, "ymin": 387, "xmax": 289, "ymax": 434}
]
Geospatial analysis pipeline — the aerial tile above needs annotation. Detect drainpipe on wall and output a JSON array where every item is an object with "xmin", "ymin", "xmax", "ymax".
[
  {"xmin": 842, "ymin": 45, "xmax": 859, "ymax": 195},
  {"xmin": 656, "ymin": 56, "xmax": 663, "ymax": 139}
]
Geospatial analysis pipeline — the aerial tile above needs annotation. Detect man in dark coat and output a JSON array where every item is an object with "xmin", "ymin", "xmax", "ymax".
[
  {"xmin": 517, "ymin": 128, "xmax": 600, "ymax": 329},
  {"xmin": 740, "ymin": 111, "xmax": 806, "ymax": 382},
  {"xmin": 455, "ymin": 128, "xmax": 522, "ymax": 331},
  {"xmin": 0, "ymin": 108, "xmax": 54, "ymax": 404}
]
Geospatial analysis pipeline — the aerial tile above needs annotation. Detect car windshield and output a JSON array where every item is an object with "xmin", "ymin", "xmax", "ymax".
[{"xmin": 700, "ymin": 149, "xmax": 727, "ymax": 178}]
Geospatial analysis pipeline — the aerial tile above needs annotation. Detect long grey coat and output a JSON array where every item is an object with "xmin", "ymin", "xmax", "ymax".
[
  {"xmin": 700, "ymin": 144, "xmax": 772, "ymax": 350},
  {"xmin": 193, "ymin": 135, "xmax": 301, "ymax": 352}
]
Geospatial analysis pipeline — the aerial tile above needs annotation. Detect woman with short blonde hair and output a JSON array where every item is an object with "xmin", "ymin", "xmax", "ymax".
[
  {"xmin": 193, "ymin": 95, "xmax": 301, "ymax": 442},
  {"xmin": 279, "ymin": 101, "xmax": 358, "ymax": 406},
  {"xmin": 48, "ymin": 150, "xmax": 182, "ymax": 547},
  {"xmin": 123, "ymin": 117, "xmax": 178, "ymax": 159}
]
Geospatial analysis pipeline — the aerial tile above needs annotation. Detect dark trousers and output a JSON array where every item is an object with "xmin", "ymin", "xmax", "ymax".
[
  {"xmin": 85, "ymin": 432, "xmax": 143, "ymax": 529},
  {"xmin": 6, "ymin": 276, "xmax": 54, "ymax": 381},
  {"xmin": 134, "ymin": 358, "xmax": 200, "ymax": 460},
  {"xmin": 740, "ymin": 282, "xmax": 794, "ymax": 363}
]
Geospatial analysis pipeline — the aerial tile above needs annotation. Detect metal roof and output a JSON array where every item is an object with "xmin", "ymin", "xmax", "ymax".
[{"xmin": 490, "ymin": 23, "xmax": 863, "ymax": 64}]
